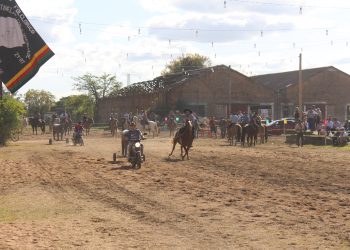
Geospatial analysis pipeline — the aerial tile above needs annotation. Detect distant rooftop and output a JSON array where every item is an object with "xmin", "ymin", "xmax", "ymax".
[{"xmin": 251, "ymin": 66, "xmax": 337, "ymax": 90}]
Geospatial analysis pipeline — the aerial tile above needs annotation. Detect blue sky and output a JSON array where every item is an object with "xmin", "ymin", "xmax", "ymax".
[{"xmin": 10, "ymin": 0, "xmax": 350, "ymax": 99}]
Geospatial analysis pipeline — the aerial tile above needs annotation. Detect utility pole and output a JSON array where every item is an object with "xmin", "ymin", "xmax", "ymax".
[
  {"xmin": 298, "ymin": 53, "xmax": 303, "ymax": 111},
  {"xmin": 228, "ymin": 65, "xmax": 231, "ymax": 118}
]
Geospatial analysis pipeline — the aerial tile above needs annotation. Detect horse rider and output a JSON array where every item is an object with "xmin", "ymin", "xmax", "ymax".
[
  {"xmin": 125, "ymin": 122, "xmax": 143, "ymax": 160},
  {"xmin": 240, "ymin": 112, "xmax": 250, "ymax": 125},
  {"xmin": 173, "ymin": 108, "xmax": 196, "ymax": 143},
  {"xmin": 294, "ymin": 107, "xmax": 300, "ymax": 121},
  {"xmin": 140, "ymin": 110, "xmax": 149, "ymax": 129},
  {"xmin": 168, "ymin": 111, "xmax": 176, "ymax": 124}
]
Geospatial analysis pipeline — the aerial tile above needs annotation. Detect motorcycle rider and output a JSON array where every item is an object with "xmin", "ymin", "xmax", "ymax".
[
  {"xmin": 74, "ymin": 121, "xmax": 83, "ymax": 141},
  {"xmin": 126, "ymin": 122, "xmax": 143, "ymax": 160}
]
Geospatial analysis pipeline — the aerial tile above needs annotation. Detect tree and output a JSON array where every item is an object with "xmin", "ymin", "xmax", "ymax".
[
  {"xmin": 162, "ymin": 53, "xmax": 211, "ymax": 76},
  {"xmin": 72, "ymin": 73, "xmax": 122, "ymax": 120},
  {"xmin": 0, "ymin": 95, "xmax": 26, "ymax": 145},
  {"xmin": 24, "ymin": 89, "xmax": 55, "ymax": 116},
  {"xmin": 55, "ymin": 95, "xmax": 94, "ymax": 122}
]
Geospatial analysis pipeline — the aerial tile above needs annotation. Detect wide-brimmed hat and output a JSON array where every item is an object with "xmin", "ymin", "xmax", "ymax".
[{"xmin": 183, "ymin": 108, "xmax": 192, "ymax": 114}]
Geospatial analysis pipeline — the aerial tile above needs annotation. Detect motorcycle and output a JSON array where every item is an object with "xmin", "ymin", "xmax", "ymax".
[
  {"xmin": 128, "ymin": 140, "xmax": 145, "ymax": 169},
  {"xmin": 72, "ymin": 131, "xmax": 84, "ymax": 146}
]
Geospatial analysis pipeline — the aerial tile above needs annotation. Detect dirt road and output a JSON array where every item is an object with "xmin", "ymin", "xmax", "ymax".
[{"xmin": 0, "ymin": 129, "xmax": 349, "ymax": 249}]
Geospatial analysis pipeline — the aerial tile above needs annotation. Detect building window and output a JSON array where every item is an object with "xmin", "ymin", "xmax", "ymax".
[{"xmin": 347, "ymin": 105, "xmax": 350, "ymax": 120}]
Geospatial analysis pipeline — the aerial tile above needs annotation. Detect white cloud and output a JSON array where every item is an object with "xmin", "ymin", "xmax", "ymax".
[{"xmin": 17, "ymin": 0, "xmax": 78, "ymax": 44}]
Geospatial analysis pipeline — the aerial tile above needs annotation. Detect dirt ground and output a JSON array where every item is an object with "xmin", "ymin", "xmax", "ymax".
[{"xmin": 0, "ymin": 128, "xmax": 349, "ymax": 249}]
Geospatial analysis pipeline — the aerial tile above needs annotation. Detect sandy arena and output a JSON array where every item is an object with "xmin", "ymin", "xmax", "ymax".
[{"xmin": 0, "ymin": 128, "xmax": 349, "ymax": 249}]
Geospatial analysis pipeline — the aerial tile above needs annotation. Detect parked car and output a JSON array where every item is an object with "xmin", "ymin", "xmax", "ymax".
[{"xmin": 266, "ymin": 119, "xmax": 296, "ymax": 135}]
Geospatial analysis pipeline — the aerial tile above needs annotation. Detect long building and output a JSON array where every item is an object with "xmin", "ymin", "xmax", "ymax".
[{"xmin": 98, "ymin": 65, "xmax": 350, "ymax": 122}]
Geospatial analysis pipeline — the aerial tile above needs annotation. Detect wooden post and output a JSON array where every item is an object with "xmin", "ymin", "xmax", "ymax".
[
  {"xmin": 298, "ymin": 53, "xmax": 303, "ymax": 111},
  {"xmin": 0, "ymin": 68, "xmax": 3, "ymax": 100}
]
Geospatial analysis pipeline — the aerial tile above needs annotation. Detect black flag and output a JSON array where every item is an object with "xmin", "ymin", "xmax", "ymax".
[{"xmin": 0, "ymin": 0, "xmax": 54, "ymax": 93}]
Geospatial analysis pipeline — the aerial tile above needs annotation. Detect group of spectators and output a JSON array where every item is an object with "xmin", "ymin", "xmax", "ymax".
[
  {"xmin": 294, "ymin": 105, "xmax": 350, "ymax": 146},
  {"xmin": 294, "ymin": 105, "xmax": 350, "ymax": 134}
]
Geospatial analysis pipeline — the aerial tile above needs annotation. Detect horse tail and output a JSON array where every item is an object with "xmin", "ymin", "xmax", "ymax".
[{"xmin": 236, "ymin": 124, "xmax": 242, "ymax": 141}]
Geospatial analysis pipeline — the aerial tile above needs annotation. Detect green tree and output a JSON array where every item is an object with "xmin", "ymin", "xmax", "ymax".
[
  {"xmin": 55, "ymin": 95, "xmax": 94, "ymax": 122},
  {"xmin": 72, "ymin": 73, "xmax": 122, "ymax": 120},
  {"xmin": 162, "ymin": 53, "xmax": 211, "ymax": 76},
  {"xmin": 24, "ymin": 89, "xmax": 55, "ymax": 116},
  {"xmin": 0, "ymin": 95, "xmax": 26, "ymax": 145}
]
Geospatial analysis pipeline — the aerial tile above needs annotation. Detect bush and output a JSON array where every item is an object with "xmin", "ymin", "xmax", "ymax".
[{"xmin": 0, "ymin": 96, "xmax": 26, "ymax": 145}]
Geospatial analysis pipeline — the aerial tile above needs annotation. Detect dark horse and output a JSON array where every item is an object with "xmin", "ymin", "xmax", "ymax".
[
  {"xmin": 28, "ymin": 116, "xmax": 45, "ymax": 135},
  {"xmin": 227, "ymin": 122, "xmax": 242, "ymax": 146},
  {"xmin": 169, "ymin": 120, "xmax": 193, "ymax": 160},
  {"xmin": 241, "ymin": 123, "xmax": 258, "ymax": 147},
  {"xmin": 52, "ymin": 117, "xmax": 64, "ymax": 141}
]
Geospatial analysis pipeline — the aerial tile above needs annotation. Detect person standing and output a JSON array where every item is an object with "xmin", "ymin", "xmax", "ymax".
[
  {"xmin": 294, "ymin": 107, "xmax": 300, "ymax": 121},
  {"xmin": 219, "ymin": 117, "xmax": 227, "ymax": 138},
  {"xmin": 208, "ymin": 116, "xmax": 217, "ymax": 138},
  {"xmin": 295, "ymin": 120, "xmax": 305, "ymax": 147}
]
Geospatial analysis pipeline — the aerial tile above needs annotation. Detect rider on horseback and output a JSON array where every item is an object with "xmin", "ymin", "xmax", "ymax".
[
  {"xmin": 250, "ymin": 112, "xmax": 262, "ymax": 130},
  {"xmin": 173, "ymin": 109, "xmax": 196, "ymax": 146}
]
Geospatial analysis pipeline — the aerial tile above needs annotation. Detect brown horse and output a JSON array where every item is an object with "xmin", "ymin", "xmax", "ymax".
[
  {"xmin": 257, "ymin": 124, "xmax": 268, "ymax": 144},
  {"xmin": 109, "ymin": 118, "xmax": 118, "ymax": 137},
  {"xmin": 64, "ymin": 118, "xmax": 72, "ymax": 136},
  {"xmin": 83, "ymin": 117, "xmax": 94, "ymax": 136},
  {"xmin": 169, "ymin": 120, "xmax": 193, "ymax": 160},
  {"xmin": 227, "ymin": 122, "xmax": 242, "ymax": 146}
]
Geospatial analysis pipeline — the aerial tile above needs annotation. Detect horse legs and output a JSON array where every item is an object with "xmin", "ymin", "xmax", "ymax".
[
  {"xmin": 181, "ymin": 145, "xmax": 185, "ymax": 160},
  {"xmin": 183, "ymin": 146, "xmax": 190, "ymax": 160},
  {"xmin": 168, "ymin": 140, "xmax": 178, "ymax": 157}
]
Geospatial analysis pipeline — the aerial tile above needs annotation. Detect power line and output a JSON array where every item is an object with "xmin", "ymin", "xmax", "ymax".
[{"xmin": 228, "ymin": 0, "xmax": 350, "ymax": 9}]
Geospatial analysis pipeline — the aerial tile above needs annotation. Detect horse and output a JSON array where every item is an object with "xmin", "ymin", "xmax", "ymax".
[
  {"xmin": 109, "ymin": 117, "xmax": 118, "ymax": 137},
  {"xmin": 167, "ymin": 117, "xmax": 177, "ymax": 137},
  {"xmin": 120, "ymin": 117, "xmax": 129, "ymax": 131},
  {"xmin": 64, "ymin": 117, "xmax": 72, "ymax": 136},
  {"xmin": 83, "ymin": 117, "xmax": 94, "ymax": 136},
  {"xmin": 121, "ymin": 129, "xmax": 129, "ymax": 157},
  {"xmin": 257, "ymin": 124, "xmax": 268, "ymax": 144},
  {"xmin": 134, "ymin": 116, "xmax": 158, "ymax": 138},
  {"xmin": 169, "ymin": 120, "xmax": 193, "ymax": 160},
  {"xmin": 193, "ymin": 119, "xmax": 200, "ymax": 139},
  {"xmin": 52, "ymin": 117, "xmax": 64, "ymax": 141},
  {"xmin": 241, "ymin": 124, "xmax": 258, "ymax": 147},
  {"xmin": 28, "ymin": 116, "xmax": 40, "ymax": 135},
  {"xmin": 39, "ymin": 119, "xmax": 46, "ymax": 134},
  {"xmin": 227, "ymin": 122, "xmax": 242, "ymax": 146}
]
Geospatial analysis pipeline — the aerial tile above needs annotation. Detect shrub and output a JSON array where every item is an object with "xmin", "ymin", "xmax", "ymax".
[{"xmin": 0, "ymin": 96, "xmax": 26, "ymax": 145}]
